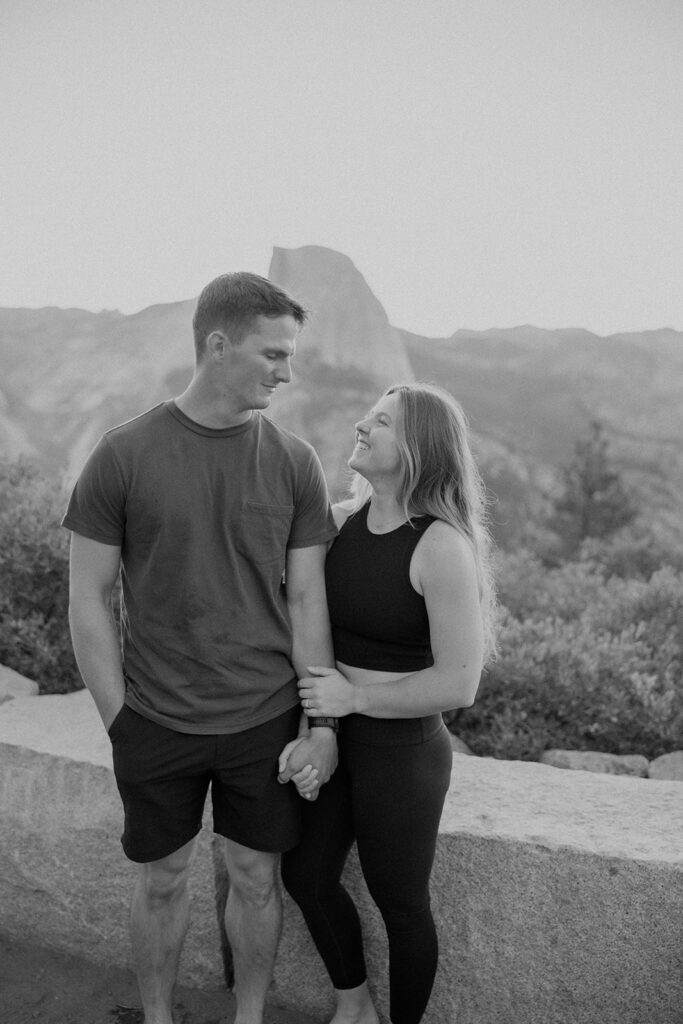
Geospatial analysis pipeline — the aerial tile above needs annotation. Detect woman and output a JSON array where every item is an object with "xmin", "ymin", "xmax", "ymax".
[{"xmin": 280, "ymin": 382, "xmax": 496, "ymax": 1024}]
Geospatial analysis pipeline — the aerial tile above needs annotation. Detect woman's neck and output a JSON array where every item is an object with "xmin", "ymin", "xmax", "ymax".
[{"xmin": 366, "ymin": 493, "xmax": 408, "ymax": 534}]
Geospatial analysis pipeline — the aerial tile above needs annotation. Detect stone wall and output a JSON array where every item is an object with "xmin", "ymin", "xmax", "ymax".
[{"xmin": 0, "ymin": 689, "xmax": 681, "ymax": 1024}]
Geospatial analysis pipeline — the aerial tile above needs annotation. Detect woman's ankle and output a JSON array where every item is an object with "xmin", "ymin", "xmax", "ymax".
[{"xmin": 330, "ymin": 981, "xmax": 379, "ymax": 1023}]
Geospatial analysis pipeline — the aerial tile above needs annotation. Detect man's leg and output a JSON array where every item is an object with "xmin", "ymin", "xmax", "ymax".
[
  {"xmin": 130, "ymin": 837, "xmax": 197, "ymax": 1024},
  {"xmin": 222, "ymin": 837, "xmax": 282, "ymax": 1024}
]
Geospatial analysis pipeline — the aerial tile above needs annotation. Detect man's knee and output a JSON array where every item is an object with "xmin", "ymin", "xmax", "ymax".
[
  {"xmin": 223, "ymin": 839, "xmax": 279, "ymax": 909},
  {"xmin": 136, "ymin": 839, "xmax": 196, "ymax": 905}
]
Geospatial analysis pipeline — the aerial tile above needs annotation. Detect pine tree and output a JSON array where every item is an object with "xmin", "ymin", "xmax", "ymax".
[{"xmin": 550, "ymin": 420, "xmax": 637, "ymax": 557}]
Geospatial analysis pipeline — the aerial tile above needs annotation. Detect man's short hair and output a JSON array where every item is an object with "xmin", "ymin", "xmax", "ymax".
[{"xmin": 192, "ymin": 272, "xmax": 308, "ymax": 356}]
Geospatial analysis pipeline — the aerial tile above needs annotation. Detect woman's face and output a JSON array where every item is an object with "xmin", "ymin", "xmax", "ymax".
[{"xmin": 348, "ymin": 392, "xmax": 402, "ymax": 483}]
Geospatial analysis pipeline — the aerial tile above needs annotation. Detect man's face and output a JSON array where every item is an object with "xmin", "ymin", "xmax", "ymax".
[{"xmin": 221, "ymin": 314, "xmax": 298, "ymax": 413}]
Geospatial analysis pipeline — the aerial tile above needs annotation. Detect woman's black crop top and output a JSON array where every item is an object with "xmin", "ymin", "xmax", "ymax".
[{"xmin": 324, "ymin": 503, "xmax": 436, "ymax": 671}]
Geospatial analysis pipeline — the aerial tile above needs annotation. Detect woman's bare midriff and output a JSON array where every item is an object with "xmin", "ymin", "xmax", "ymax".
[{"xmin": 336, "ymin": 659, "xmax": 412, "ymax": 688}]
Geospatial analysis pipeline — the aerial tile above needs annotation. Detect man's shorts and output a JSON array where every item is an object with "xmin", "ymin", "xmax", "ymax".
[{"xmin": 108, "ymin": 703, "xmax": 302, "ymax": 863}]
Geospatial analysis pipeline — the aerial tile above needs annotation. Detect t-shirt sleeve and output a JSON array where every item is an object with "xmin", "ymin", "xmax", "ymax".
[
  {"xmin": 61, "ymin": 435, "xmax": 126, "ymax": 545},
  {"xmin": 288, "ymin": 445, "xmax": 337, "ymax": 550}
]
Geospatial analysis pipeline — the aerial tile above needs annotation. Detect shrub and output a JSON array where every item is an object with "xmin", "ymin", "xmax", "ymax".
[
  {"xmin": 0, "ymin": 457, "xmax": 82, "ymax": 693},
  {"xmin": 579, "ymin": 520, "xmax": 683, "ymax": 579},
  {"xmin": 450, "ymin": 555, "xmax": 683, "ymax": 760}
]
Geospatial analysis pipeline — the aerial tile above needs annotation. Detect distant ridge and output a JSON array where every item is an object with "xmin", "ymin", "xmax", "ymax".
[{"xmin": 1, "ymin": 244, "xmax": 681, "ymax": 545}]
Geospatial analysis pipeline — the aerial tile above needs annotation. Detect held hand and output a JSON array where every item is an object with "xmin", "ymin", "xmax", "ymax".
[
  {"xmin": 299, "ymin": 665, "xmax": 359, "ymax": 717},
  {"xmin": 277, "ymin": 730, "xmax": 337, "ymax": 786},
  {"xmin": 291, "ymin": 764, "xmax": 320, "ymax": 801},
  {"xmin": 277, "ymin": 738, "xmax": 302, "ymax": 778}
]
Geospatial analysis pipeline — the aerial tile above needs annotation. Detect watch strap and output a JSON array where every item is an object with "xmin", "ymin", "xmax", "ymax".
[{"xmin": 308, "ymin": 716, "xmax": 340, "ymax": 732}]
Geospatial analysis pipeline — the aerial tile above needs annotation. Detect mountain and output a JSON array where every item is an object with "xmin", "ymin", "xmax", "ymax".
[
  {"xmin": 0, "ymin": 302, "xmax": 195, "ymax": 481},
  {"xmin": 1, "ymin": 245, "xmax": 682, "ymax": 547},
  {"xmin": 269, "ymin": 245, "xmax": 413, "ymax": 381}
]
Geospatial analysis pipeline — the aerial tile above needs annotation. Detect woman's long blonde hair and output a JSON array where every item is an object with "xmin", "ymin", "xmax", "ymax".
[{"xmin": 349, "ymin": 382, "xmax": 497, "ymax": 660}]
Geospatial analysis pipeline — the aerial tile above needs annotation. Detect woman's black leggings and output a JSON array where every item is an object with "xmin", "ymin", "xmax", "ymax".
[{"xmin": 281, "ymin": 713, "xmax": 453, "ymax": 1024}]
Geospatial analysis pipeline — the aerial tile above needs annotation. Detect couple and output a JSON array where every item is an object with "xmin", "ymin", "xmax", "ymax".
[{"xmin": 63, "ymin": 272, "xmax": 495, "ymax": 1024}]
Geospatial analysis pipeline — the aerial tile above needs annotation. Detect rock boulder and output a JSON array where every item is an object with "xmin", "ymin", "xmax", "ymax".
[
  {"xmin": 649, "ymin": 751, "xmax": 683, "ymax": 781},
  {"xmin": 0, "ymin": 665, "xmax": 39, "ymax": 704},
  {"xmin": 539, "ymin": 749, "xmax": 650, "ymax": 777}
]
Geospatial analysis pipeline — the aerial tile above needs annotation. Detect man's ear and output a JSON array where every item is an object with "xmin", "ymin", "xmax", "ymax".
[{"xmin": 205, "ymin": 330, "xmax": 227, "ymax": 360}]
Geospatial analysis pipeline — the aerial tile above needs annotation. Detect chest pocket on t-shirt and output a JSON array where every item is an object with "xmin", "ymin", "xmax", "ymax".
[{"xmin": 237, "ymin": 501, "xmax": 294, "ymax": 564}]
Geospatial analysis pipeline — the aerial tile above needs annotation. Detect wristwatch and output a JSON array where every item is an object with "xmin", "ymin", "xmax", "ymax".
[{"xmin": 308, "ymin": 716, "xmax": 340, "ymax": 732}]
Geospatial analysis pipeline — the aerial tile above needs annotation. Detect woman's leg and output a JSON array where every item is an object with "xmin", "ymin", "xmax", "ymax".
[
  {"xmin": 281, "ymin": 761, "xmax": 368, "ymax": 995},
  {"xmin": 350, "ymin": 725, "xmax": 453, "ymax": 1024}
]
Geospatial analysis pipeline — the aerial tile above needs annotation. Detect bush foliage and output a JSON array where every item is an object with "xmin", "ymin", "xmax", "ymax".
[
  {"xmin": 446, "ymin": 424, "xmax": 683, "ymax": 760},
  {"xmin": 0, "ymin": 457, "xmax": 81, "ymax": 693},
  {"xmin": 449, "ymin": 545, "xmax": 683, "ymax": 760}
]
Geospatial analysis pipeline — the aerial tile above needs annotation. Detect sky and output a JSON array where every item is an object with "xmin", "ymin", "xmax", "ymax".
[{"xmin": 2, "ymin": 0, "xmax": 682, "ymax": 337}]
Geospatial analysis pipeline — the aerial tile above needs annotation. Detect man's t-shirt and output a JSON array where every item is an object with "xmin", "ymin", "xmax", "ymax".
[{"xmin": 62, "ymin": 401, "xmax": 337, "ymax": 734}]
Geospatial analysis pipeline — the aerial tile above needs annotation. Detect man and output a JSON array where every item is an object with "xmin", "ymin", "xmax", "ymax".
[{"xmin": 63, "ymin": 272, "xmax": 338, "ymax": 1024}]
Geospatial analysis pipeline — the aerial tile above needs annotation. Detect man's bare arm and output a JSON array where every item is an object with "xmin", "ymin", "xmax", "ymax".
[
  {"xmin": 279, "ymin": 543, "xmax": 337, "ymax": 786},
  {"xmin": 68, "ymin": 532, "xmax": 125, "ymax": 732}
]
